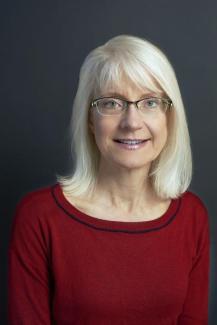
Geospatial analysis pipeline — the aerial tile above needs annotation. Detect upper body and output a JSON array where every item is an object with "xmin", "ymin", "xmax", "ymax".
[
  {"xmin": 8, "ymin": 184, "xmax": 210, "ymax": 324},
  {"xmin": 8, "ymin": 35, "xmax": 210, "ymax": 324}
]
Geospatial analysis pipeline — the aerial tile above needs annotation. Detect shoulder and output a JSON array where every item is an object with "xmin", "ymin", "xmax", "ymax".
[
  {"xmin": 181, "ymin": 190, "xmax": 207, "ymax": 210},
  {"xmin": 179, "ymin": 190, "xmax": 209, "ymax": 228},
  {"xmin": 12, "ymin": 184, "xmax": 56, "ymax": 227},
  {"xmin": 9, "ymin": 184, "xmax": 58, "ymax": 253}
]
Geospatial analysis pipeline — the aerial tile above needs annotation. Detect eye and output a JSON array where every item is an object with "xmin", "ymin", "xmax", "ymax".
[
  {"xmin": 145, "ymin": 98, "xmax": 159, "ymax": 108},
  {"xmin": 101, "ymin": 98, "xmax": 122, "ymax": 109},
  {"xmin": 106, "ymin": 100, "xmax": 117, "ymax": 107}
]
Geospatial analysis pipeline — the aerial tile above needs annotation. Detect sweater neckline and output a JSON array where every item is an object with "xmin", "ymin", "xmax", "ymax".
[{"xmin": 51, "ymin": 184, "xmax": 181, "ymax": 234}]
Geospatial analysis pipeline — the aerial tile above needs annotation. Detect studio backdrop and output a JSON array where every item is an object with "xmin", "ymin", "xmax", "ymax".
[{"xmin": 1, "ymin": 0, "xmax": 216, "ymax": 324}]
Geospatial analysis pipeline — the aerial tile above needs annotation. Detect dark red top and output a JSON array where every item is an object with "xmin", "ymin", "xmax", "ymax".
[{"xmin": 8, "ymin": 184, "xmax": 210, "ymax": 324}]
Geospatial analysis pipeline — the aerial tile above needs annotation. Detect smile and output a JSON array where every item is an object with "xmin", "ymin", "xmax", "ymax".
[
  {"xmin": 114, "ymin": 139, "xmax": 150, "ymax": 150},
  {"xmin": 115, "ymin": 139, "xmax": 145, "ymax": 144}
]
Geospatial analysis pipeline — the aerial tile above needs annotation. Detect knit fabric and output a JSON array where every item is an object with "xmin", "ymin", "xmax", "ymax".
[{"xmin": 8, "ymin": 184, "xmax": 210, "ymax": 324}]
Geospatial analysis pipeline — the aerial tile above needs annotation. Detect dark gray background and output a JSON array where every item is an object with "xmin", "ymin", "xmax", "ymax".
[{"xmin": 1, "ymin": 0, "xmax": 216, "ymax": 323}]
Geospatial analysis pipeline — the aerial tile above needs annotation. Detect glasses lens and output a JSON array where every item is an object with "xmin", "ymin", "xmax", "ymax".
[
  {"xmin": 139, "ymin": 98, "xmax": 161, "ymax": 111},
  {"xmin": 138, "ymin": 98, "xmax": 170, "ymax": 113},
  {"xmin": 97, "ymin": 98, "xmax": 123, "ymax": 115}
]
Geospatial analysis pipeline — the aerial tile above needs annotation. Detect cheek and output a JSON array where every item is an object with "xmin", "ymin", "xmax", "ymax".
[
  {"xmin": 160, "ymin": 124, "xmax": 168, "ymax": 148},
  {"xmin": 90, "ymin": 117, "xmax": 114, "ymax": 150},
  {"xmin": 152, "ymin": 119, "xmax": 168, "ymax": 147}
]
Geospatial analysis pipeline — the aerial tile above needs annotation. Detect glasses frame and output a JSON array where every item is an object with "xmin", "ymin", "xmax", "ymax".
[{"xmin": 91, "ymin": 96, "xmax": 173, "ymax": 116}]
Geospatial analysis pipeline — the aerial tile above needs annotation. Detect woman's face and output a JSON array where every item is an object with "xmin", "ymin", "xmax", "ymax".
[{"xmin": 89, "ymin": 80, "xmax": 168, "ymax": 173}]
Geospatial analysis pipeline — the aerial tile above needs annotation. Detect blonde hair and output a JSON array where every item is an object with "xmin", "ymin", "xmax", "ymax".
[{"xmin": 57, "ymin": 35, "xmax": 192, "ymax": 199}]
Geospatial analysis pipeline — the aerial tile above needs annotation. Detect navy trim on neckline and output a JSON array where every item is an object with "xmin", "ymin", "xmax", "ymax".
[{"xmin": 51, "ymin": 184, "xmax": 181, "ymax": 234}]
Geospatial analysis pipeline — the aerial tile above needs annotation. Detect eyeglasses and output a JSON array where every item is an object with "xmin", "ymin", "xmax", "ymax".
[{"xmin": 91, "ymin": 97, "xmax": 172, "ymax": 116}]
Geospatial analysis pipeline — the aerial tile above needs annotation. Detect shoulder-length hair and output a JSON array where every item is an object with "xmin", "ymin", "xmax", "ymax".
[{"xmin": 57, "ymin": 35, "xmax": 192, "ymax": 199}]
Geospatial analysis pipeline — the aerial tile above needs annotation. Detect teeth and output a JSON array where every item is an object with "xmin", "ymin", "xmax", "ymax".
[{"xmin": 117, "ymin": 140, "xmax": 144, "ymax": 144}]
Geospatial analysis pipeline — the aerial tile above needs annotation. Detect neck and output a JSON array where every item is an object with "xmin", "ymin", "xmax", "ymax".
[{"xmin": 87, "ymin": 160, "xmax": 158, "ymax": 214}]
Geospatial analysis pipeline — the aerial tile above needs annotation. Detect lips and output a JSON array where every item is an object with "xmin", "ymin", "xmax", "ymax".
[
  {"xmin": 114, "ymin": 139, "xmax": 147, "ymax": 144},
  {"xmin": 113, "ymin": 138, "xmax": 150, "ymax": 151}
]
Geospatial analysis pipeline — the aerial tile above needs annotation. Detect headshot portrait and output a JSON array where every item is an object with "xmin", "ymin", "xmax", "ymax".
[{"xmin": 2, "ymin": 1, "xmax": 216, "ymax": 325}]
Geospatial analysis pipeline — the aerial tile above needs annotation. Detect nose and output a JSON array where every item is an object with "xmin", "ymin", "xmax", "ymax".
[{"xmin": 119, "ymin": 103, "xmax": 143, "ymax": 130}]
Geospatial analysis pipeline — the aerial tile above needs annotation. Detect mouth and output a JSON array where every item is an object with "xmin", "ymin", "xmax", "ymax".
[
  {"xmin": 113, "ymin": 138, "xmax": 150, "ymax": 150},
  {"xmin": 114, "ymin": 139, "xmax": 149, "ymax": 144}
]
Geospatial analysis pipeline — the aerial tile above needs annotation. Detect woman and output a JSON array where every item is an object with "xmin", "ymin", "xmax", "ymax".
[{"xmin": 8, "ymin": 35, "xmax": 210, "ymax": 324}]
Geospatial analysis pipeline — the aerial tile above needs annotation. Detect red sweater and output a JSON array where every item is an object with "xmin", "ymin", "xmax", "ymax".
[{"xmin": 8, "ymin": 184, "xmax": 210, "ymax": 325}]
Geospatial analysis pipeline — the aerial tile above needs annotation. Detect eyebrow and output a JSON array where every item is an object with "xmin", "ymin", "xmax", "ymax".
[{"xmin": 100, "ymin": 92, "xmax": 161, "ymax": 100}]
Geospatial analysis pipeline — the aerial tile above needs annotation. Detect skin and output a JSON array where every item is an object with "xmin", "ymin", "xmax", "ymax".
[{"xmin": 66, "ymin": 80, "xmax": 171, "ymax": 221}]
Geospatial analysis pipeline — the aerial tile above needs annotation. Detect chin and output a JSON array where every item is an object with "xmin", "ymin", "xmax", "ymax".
[{"xmin": 112, "ymin": 158, "xmax": 152, "ymax": 171}]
